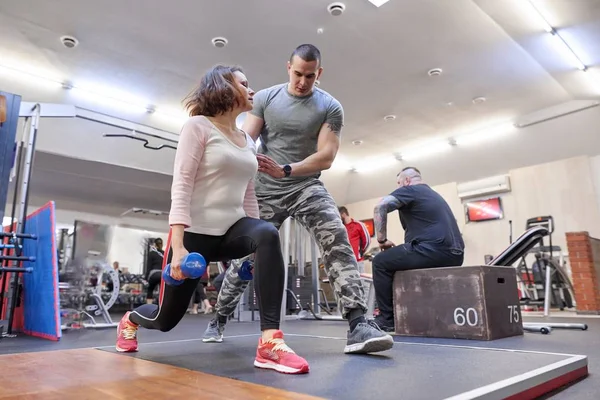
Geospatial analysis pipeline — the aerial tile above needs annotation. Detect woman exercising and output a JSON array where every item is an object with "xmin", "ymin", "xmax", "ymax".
[{"xmin": 115, "ymin": 64, "xmax": 309, "ymax": 375}]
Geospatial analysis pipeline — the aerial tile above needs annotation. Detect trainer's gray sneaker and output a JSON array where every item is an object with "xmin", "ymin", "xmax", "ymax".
[
  {"xmin": 202, "ymin": 318, "xmax": 225, "ymax": 343},
  {"xmin": 344, "ymin": 321, "xmax": 394, "ymax": 354}
]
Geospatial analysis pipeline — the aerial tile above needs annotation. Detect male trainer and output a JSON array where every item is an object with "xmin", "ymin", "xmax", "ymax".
[
  {"xmin": 203, "ymin": 44, "xmax": 393, "ymax": 354},
  {"xmin": 371, "ymin": 167, "xmax": 465, "ymax": 331}
]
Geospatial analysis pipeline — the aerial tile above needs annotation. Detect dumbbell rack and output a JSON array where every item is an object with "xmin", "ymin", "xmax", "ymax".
[{"xmin": 0, "ymin": 233, "xmax": 38, "ymax": 338}]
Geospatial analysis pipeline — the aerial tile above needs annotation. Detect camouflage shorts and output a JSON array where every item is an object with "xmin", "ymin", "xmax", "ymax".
[{"xmin": 215, "ymin": 180, "xmax": 366, "ymax": 319}]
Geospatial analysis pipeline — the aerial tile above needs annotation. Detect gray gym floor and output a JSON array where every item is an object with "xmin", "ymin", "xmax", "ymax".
[{"xmin": 0, "ymin": 313, "xmax": 596, "ymax": 399}]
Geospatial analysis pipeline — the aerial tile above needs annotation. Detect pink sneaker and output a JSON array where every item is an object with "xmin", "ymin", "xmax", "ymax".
[
  {"xmin": 254, "ymin": 330, "xmax": 309, "ymax": 374},
  {"xmin": 116, "ymin": 311, "xmax": 139, "ymax": 352}
]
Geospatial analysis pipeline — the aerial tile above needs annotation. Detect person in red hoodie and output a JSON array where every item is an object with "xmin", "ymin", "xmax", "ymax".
[{"xmin": 338, "ymin": 206, "xmax": 371, "ymax": 273}]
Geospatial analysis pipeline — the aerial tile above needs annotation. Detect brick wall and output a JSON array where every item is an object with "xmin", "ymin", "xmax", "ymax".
[{"xmin": 565, "ymin": 232, "xmax": 600, "ymax": 314}]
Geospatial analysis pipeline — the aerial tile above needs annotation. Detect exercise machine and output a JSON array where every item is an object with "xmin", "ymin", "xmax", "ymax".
[
  {"xmin": 490, "ymin": 223, "xmax": 587, "ymax": 333},
  {"xmin": 513, "ymin": 216, "xmax": 575, "ymax": 312},
  {"xmin": 60, "ymin": 258, "xmax": 120, "ymax": 329},
  {"xmin": 281, "ymin": 217, "xmax": 587, "ymax": 334},
  {"xmin": 59, "ymin": 220, "xmax": 119, "ymax": 329},
  {"xmin": 275, "ymin": 218, "xmax": 372, "ymax": 322},
  {"xmin": 0, "ymin": 101, "xmax": 41, "ymax": 337}
]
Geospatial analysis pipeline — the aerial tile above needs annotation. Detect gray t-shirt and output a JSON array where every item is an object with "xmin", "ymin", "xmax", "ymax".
[{"xmin": 250, "ymin": 83, "xmax": 344, "ymax": 194}]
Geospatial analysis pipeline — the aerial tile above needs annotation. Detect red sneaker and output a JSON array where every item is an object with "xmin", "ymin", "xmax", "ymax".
[
  {"xmin": 116, "ymin": 311, "xmax": 139, "ymax": 353},
  {"xmin": 254, "ymin": 330, "xmax": 309, "ymax": 374}
]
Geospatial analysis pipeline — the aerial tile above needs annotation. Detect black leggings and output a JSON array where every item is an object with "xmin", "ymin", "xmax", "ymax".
[
  {"xmin": 372, "ymin": 242, "xmax": 464, "ymax": 324},
  {"xmin": 194, "ymin": 282, "xmax": 207, "ymax": 303},
  {"xmin": 212, "ymin": 271, "xmax": 226, "ymax": 293},
  {"xmin": 129, "ymin": 217, "xmax": 284, "ymax": 331},
  {"xmin": 146, "ymin": 270, "xmax": 162, "ymax": 299}
]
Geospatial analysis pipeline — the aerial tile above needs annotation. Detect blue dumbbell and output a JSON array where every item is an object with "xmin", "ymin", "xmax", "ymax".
[
  {"xmin": 163, "ymin": 252, "xmax": 207, "ymax": 286},
  {"xmin": 238, "ymin": 259, "xmax": 254, "ymax": 281}
]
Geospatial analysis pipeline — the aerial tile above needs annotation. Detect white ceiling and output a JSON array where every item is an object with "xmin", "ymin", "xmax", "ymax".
[{"xmin": 1, "ymin": 0, "xmax": 599, "ymax": 212}]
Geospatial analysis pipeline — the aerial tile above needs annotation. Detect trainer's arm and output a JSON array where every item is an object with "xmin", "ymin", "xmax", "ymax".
[
  {"xmin": 288, "ymin": 123, "xmax": 340, "ymax": 176},
  {"xmin": 242, "ymin": 113, "xmax": 264, "ymax": 142},
  {"xmin": 288, "ymin": 97, "xmax": 344, "ymax": 176},
  {"xmin": 242, "ymin": 89, "xmax": 267, "ymax": 142},
  {"xmin": 373, "ymin": 195, "xmax": 402, "ymax": 243}
]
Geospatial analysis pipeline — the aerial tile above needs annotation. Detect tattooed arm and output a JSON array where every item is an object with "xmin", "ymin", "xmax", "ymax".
[
  {"xmin": 283, "ymin": 122, "xmax": 341, "ymax": 177},
  {"xmin": 374, "ymin": 195, "xmax": 402, "ymax": 244}
]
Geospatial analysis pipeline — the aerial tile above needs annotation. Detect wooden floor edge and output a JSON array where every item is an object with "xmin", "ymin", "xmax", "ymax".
[{"xmin": 0, "ymin": 348, "xmax": 326, "ymax": 400}]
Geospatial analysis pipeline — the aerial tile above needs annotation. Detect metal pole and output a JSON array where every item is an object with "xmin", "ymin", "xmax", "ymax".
[
  {"xmin": 0, "ymin": 267, "xmax": 33, "ymax": 273},
  {"xmin": 0, "ymin": 255, "xmax": 35, "ymax": 262},
  {"xmin": 0, "ymin": 140, "xmax": 24, "ymax": 321},
  {"xmin": 280, "ymin": 218, "xmax": 291, "ymax": 324},
  {"xmin": 310, "ymin": 237, "xmax": 319, "ymax": 314},
  {"xmin": 544, "ymin": 261, "xmax": 552, "ymax": 317},
  {"xmin": 18, "ymin": 104, "xmax": 41, "ymax": 227},
  {"xmin": 7, "ymin": 103, "xmax": 40, "ymax": 334},
  {"xmin": 0, "ymin": 232, "xmax": 36, "ymax": 239},
  {"xmin": 297, "ymin": 222, "xmax": 305, "ymax": 277},
  {"xmin": 543, "ymin": 218, "xmax": 554, "ymax": 317}
]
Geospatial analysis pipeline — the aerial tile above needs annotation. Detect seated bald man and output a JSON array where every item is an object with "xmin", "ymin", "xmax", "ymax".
[{"xmin": 370, "ymin": 167, "xmax": 465, "ymax": 332}]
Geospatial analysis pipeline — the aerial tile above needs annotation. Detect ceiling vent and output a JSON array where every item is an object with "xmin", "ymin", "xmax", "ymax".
[
  {"xmin": 428, "ymin": 68, "xmax": 442, "ymax": 77},
  {"xmin": 211, "ymin": 37, "xmax": 228, "ymax": 48},
  {"xmin": 60, "ymin": 35, "xmax": 79, "ymax": 49},
  {"xmin": 327, "ymin": 2, "xmax": 346, "ymax": 16}
]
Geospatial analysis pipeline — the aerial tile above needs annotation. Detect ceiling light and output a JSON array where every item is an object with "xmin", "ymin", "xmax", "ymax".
[
  {"xmin": 353, "ymin": 156, "xmax": 398, "ymax": 173},
  {"xmin": 383, "ymin": 114, "xmax": 396, "ymax": 121},
  {"xmin": 548, "ymin": 32, "xmax": 587, "ymax": 71},
  {"xmin": 331, "ymin": 154, "xmax": 352, "ymax": 171},
  {"xmin": 0, "ymin": 64, "xmax": 63, "ymax": 89},
  {"xmin": 352, "ymin": 140, "xmax": 363, "ymax": 145},
  {"xmin": 317, "ymin": 28, "xmax": 324, "ymax": 34},
  {"xmin": 521, "ymin": 0, "xmax": 587, "ymax": 71},
  {"xmin": 454, "ymin": 122, "xmax": 516, "ymax": 146},
  {"xmin": 153, "ymin": 110, "xmax": 188, "ymax": 125},
  {"xmin": 70, "ymin": 83, "xmax": 150, "ymax": 113},
  {"xmin": 368, "ymin": 0, "xmax": 390, "ymax": 7},
  {"xmin": 514, "ymin": 100, "xmax": 599, "ymax": 128},
  {"xmin": 472, "ymin": 97, "xmax": 486, "ymax": 104},
  {"xmin": 401, "ymin": 141, "xmax": 452, "ymax": 161},
  {"xmin": 521, "ymin": 0, "xmax": 553, "ymax": 33}
]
